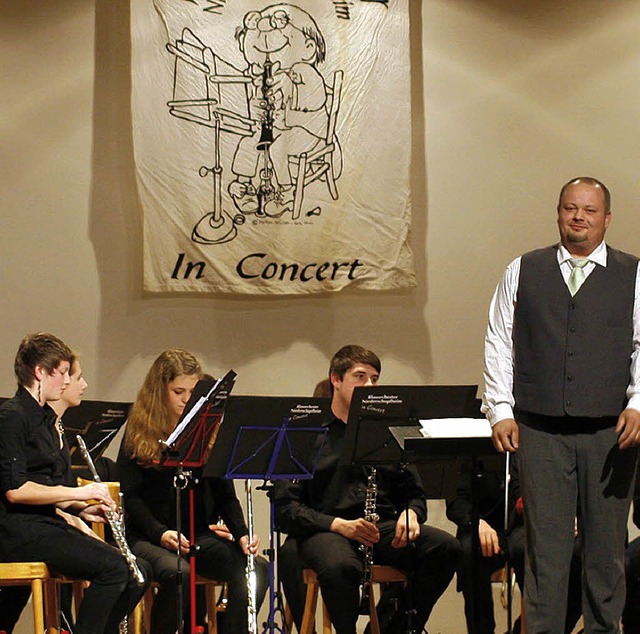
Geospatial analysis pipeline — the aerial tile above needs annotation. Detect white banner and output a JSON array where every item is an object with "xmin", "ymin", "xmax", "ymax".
[{"xmin": 132, "ymin": 0, "xmax": 415, "ymax": 294}]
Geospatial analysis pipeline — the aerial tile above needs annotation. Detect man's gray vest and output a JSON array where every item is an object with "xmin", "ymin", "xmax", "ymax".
[{"xmin": 513, "ymin": 245, "xmax": 638, "ymax": 417}]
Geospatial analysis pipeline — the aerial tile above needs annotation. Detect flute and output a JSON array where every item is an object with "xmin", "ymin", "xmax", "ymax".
[
  {"xmin": 245, "ymin": 479, "xmax": 258, "ymax": 634},
  {"xmin": 76, "ymin": 435, "xmax": 146, "ymax": 585}
]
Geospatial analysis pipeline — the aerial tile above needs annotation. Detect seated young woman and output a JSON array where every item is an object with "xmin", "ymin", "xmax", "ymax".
[{"xmin": 117, "ymin": 349, "xmax": 268, "ymax": 634}]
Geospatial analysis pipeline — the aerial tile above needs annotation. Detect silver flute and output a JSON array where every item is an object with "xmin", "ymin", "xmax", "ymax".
[
  {"xmin": 245, "ymin": 479, "xmax": 258, "ymax": 634},
  {"xmin": 76, "ymin": 435, "xmax": 146, "ymax": 585}
]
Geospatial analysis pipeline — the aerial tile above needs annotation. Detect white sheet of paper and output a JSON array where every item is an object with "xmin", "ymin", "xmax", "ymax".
[
  {"xmin": 165, "ymin": 377, "xmax": 223, "ymax": 446},
  {"xmin": 419, "ymin": 418, "xmax": 492, "ymax": 438}
]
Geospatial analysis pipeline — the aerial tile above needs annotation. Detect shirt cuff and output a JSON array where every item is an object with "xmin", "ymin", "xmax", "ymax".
[
  {"xmin": 487, "ymin": 403, "xmax": 515, "ymax": 427},
  {"xmin": 625, "ymin": 397, "xmax": 640, "ymax": 413}
]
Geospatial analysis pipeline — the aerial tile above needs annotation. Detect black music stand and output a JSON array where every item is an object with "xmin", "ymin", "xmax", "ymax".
[
  {"xmin": 159, "ymin": 370, "xmax": 237, "ymax": 634},
  {"xmin": 340, "ymin": 384, "xmax": 480, "ymax": 498},
  {"xmin": 387, "ymin": 398, "xmax": 514, "ymax": 634},
  {"xmin": 63, "ymin": 399, "xmax": 131, "ymax": 474},
  {"xmin": 204, "ymin": 396, "xmax": 331, "ymax": 634},
  {"xmin": 341, "ymin": 385, "xmax": 494, "ymax": 634}
]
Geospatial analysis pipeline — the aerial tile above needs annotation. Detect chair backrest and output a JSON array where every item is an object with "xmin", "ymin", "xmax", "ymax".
[
  {"xmin": 77, "ymin": 477, "xmax": 121, "ymax": 540},
  {"xmin": 324, "ymin": 70, "xmax": 344, "ymax": 144}
]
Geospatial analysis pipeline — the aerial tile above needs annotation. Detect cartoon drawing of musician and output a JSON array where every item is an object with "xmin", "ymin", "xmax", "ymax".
[
  {"xmin": 229, "ymin": 4, "xmax": 335, "ymax": 218},
  {"xmin": 165, "ymin": 3, "xmax": 343, "ymax": 245}
]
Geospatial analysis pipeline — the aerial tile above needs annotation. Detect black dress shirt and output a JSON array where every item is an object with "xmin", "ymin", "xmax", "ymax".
[
  {"xmin": 274, "ymin": 417, "xmax": 427, "ymax": 540},
  {"xmin": 0, "ymin": 387, "xmax": 70, "ymax": 518},
  {"xmin": 117, "ymin": 445, "xmax": 249, "ymax": 547}
]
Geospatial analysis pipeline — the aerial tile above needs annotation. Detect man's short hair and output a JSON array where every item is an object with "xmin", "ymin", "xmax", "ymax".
[
  {"xmin": 14, "ymin": 332, "xmax": 74, "ymax": 388},
  {"xmin": 329, "ymin": 345, "xmax": 381, "ymax": 381},
  {"xmin": 558, "ymin": 176, "xmax": 611, "ymax": 212}
]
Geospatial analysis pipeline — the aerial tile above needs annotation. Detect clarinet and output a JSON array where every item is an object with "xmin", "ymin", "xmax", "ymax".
[
  {"xmin": 256, "ymin": 55, "xmax": 275, "ymax": 214},
  {"xmin": 76, "ymin": 435, "xmax": 146, "ymax": 585},
  {"xmin": 359, "ymin": 467, "xmax": 379, "ymax": 614}
]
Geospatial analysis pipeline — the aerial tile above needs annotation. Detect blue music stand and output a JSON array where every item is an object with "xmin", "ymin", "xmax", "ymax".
[{"xmin": 204, "ymin": 396, "xmax": 330, "ymax": 634}]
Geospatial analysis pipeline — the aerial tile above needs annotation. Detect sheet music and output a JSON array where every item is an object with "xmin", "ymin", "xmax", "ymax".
[
  {"xmin": 165, "ymin": 376, "xmax": 223, "ymax": 446},
  {"xmin": 419, "ymin": 417, "xmax": 491, "ymax": 439}
]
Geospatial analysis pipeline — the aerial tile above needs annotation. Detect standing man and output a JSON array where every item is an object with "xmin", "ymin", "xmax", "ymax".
[
  {"xmin": 483, "ymin": 177, "xmax": 640, "ymax": 632},
  {"xmin": 275, "ymin": 344, "xmax": 460, "ymax": 634}
]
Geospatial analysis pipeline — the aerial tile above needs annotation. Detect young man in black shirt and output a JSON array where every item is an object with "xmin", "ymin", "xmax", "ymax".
[{"xmin": 275, "ymin": 344, "xmax": 461, "ymax": 634}]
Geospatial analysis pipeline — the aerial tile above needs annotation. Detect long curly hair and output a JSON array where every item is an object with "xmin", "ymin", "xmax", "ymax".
[{"xmin": 123, "ymin": 349, "xmax": 202, "ymax": 465}]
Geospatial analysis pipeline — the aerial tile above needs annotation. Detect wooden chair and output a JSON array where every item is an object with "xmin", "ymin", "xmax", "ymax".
[
  {"xmin": 491, "ymin": 565, "xmax": 525, "ymax": 633},
  {"xmin": 74, "ymin": 478, "xmax": 226, "ymax": 634},
  {"xmin": 299, "ymin": 565, "xmax": 407, "ymax": 634},
  {"xmin": 0, "ymin": 562, "xmax": 60, "ymax": 634},
  {"xmin": 133, "ymin": 577, "xmax": 227, "ymax": 634},
  {"xmin": 288, "ymin": 70, "xmax": 344, "ymax": 220}
]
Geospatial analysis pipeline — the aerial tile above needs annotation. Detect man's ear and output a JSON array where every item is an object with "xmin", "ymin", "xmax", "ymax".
[{"xmin": 330, "ymin": 373, "xmax": 341, "ymax": 390}]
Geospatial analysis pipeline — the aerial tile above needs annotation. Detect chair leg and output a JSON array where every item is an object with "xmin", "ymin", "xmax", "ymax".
[
  {"xmin": 283, "ymin": 601, "xmax": 294, "ymax": 633},
  {"xmin": 132, "ymin": 596, "xmax": 145, "ymax": 634},
  {"xmin": 321, "ymin": 598, "xmax": 332, "ymax": 634},
  {"xmin": 43, "ymin": 579, "xmax": 60, "ymax": 634},
  {"xmin": 205, "ymin": 584, "xmax": 218, "ymax": 634},
  {"xmin": 292, "ymin": 154, "xmax": 308, "ymax": 220},
  {"xmin": 368, "ymin": 583, "xmax": 381, "ymax": 634},
  {"xmin": 300, "ymin": 579, "xmax": 319, "ymax": 634},
  {"xmin": 325, "ymin": 156, "xmax": 339, "ymax": 201},
  {"xmin": 30, "ymin": 578, "xmax": 45, "ymax": 634}
]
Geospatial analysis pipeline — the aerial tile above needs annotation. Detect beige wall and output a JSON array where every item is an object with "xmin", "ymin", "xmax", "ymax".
[{"xmin": 2, "ymin": 1, "xmax": 640, "ymax": 631}]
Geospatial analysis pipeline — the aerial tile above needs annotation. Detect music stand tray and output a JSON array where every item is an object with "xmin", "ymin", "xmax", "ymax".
[{"xmin": 340, "ymin": 384, "xmax": 480, "ymax": 467}]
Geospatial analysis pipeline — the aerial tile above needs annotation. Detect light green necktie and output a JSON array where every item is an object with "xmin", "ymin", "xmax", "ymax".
[{"xmin": 568, "ymin": 258, "xmax": 589, "ymax": 296}]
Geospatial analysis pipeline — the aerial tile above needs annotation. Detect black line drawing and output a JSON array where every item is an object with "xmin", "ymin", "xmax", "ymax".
[{"xmin": 165, "ymin": 3, "xmax": 344, "ymax": 245}]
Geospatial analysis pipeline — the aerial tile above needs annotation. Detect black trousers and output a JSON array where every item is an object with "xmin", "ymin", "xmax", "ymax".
[
  {"xmin": 133, "ymin": 532, "xmax": 268, "ymax": 634},
  {"xmin": 456, "ymin": 530, "xmax": 507, "ymax": 634},
  {"xmin": 278, "ymin": 537, "xmax": 306, "ymax": 632},
  {"xmin": 294, "ymin": 520, "xmax": 461, "ymax": 634},
  {"xmin": 0, "ymin": 514, "xmax": 148, "ymax": 634}
]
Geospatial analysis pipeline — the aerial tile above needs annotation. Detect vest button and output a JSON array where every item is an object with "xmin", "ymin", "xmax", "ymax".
[
  {"xmin": 567, "ymin": 375, "xmax": 573, "ymax": 381},
  {"xmin": 569, "ymin": 327, "xmax": 576, "ymax": 333},
  {"xmin": 565, "ymin": 400, "xmax": 572, "ymax": 406},
  {"xmin": 568, "ymin": 350, "xmax": 574, "ymax": 356},
  {"xmin": 570, "ymin": 302, "xmax": 577, "ymax": 309}
]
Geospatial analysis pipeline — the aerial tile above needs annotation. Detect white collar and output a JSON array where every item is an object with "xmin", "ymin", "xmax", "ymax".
[{"xmin": 557, "ymin": 241, "xmax": 607, "ymax": 267}]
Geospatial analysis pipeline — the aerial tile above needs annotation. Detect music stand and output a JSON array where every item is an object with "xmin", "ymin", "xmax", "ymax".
[
  {"xmin": 165, "ymin": 28, "xmax": 254, "ymax": 245},
  {"xmin": 204, "ymin": 396, "xmax": 331, "ymax": 634},
  {"xmin": 386, "ymin": 394, "xmax": 515, "ymax": 634},
  {"xmin": 62, "ymin": 399, "xmax": 132, "ymax": 472},
  {"xmin": 341, "ymin": 385, "xmax": 487, "ymax": 634},
  {"xmin": 159, "ymin": 370, "xmax": 237, "ymax": 634},
  {"xmin": 341, "ymin": 384, "xmax": 480, "ymax": 498}
]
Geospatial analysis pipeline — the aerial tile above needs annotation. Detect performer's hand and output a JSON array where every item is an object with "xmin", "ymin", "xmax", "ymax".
[
  {"xmin": 391, "ymin": 509, "xmax": 420, "ymax": 548},
  {"xmin": 77, "ymin": 482, "xmax": 117, "ymax": 511},
  {"xmin": 78, "ymin": 503, "xmax": 112, "ymax": 525},
  {"xmin": 239, "ymin": 534, "xmax": 260, "ymax": 556},
  {"xmin": 330, "ymin": 517, "xmax": 380, "ymax": 548},
  {"xmin": 161, "ymin": 530, "xmax": 190, "ymax": 554},
  {"xmin": 616, "ymin": 408, "xmax": 640, "ymax": 449},
  {"xmin": 491, "ymin": 419, "xmax": 519, "ymax": 453},
  {"xmin": 57, "ymin": 507, "xmax": 102, "ymax": 539},
  {"xmin": 210, "ymin": 522, "xmax": 233, "ymax": 540},
  {"xmin": 478, "ymin": 519, "xmax": 501, "ymax": 557},
  {"xmin": 269, "ymin": 69, "xmax": 292, "ymax": 104}
]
